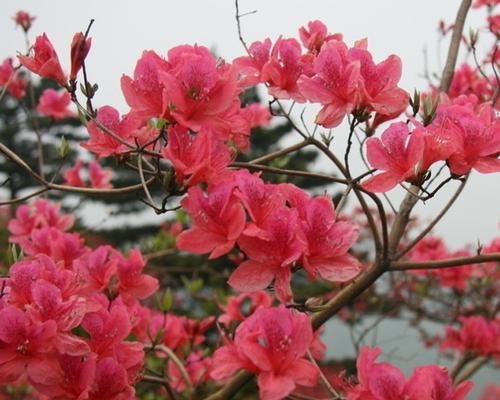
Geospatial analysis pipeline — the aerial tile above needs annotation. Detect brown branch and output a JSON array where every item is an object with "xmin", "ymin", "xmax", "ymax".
[
  {"xmin": 0, "ymin": 187, "xmax": 49, "ymax": 206},
  {"xmin": 0, "ymin": 142, "xmax": 155, "ymax": 197},
  {"xmin": 455, "ymin": 356, "xmax": 489, "ymax": 384},
  {"xmin": 396, "ymin": 176, "xmax": 468, "ymax": 259},
  {"xmin": 230, "ymin": 162, "xmax": 348, "ymax": 184},
  {"xmin": 390, "ymin": 253, "xmax": 500, "ymax": 271},
  {"xmin": 439, "ymin": 0, "xmax": 473, "ymax": 92},
  {"xmin": 311, "ymin": 262, "xmax": 385, "ymax": 329},
  {"xmin": 387, "ymin": 185, "xmax": 420, "ymax": 256},
  {"xmin": 247, "ymin": 139, "xmax": 312, "ymax": 164},
  {"xmin": 145, "ymin": 344, "xmax": 193, "ymax": 391}
]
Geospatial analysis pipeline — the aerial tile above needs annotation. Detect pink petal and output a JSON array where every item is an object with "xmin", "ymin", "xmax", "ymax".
[{"xmin": 228, "ymin": 260, "xmax": 275, "ymax": 292}]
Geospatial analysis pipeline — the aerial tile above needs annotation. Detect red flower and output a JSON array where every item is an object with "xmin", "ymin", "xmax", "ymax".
[
  {"xmin": 0, "ymin": 58, "xmax": 26, "ymax": 98},
  {"xmin": 363, "ymin": 122, "xmax": 426, "ymax": 192},
  {"xmin": 229, "ymin": 207, "xmax": 306, "ymax": 302},
  {"xmin": 12, "ymin": 10, "xmax": 36, "ymax": 32},
  {"xmin": 70, "ymin": 32, "xmax": 92, "ymax": 81},
  {"xmin": 18, "ymin": 34, "xmax": 67, "ymax": 86},
  {"xmin": 299, "ymin": 196, "xmax": 361, "ymax": 282},
  {"xmin": 211, "ymin": 305, "xmax": 319, "ymax": 400},
  {"xmin": 162, "ymin": 125, "xmax": 233, "ymax": 186},
  {"xmin": 298, "ymin": 40, "xmax": 360, "ymax": 127},
  {"xmin": 299, "ymin": 20, "xmax": 343, "ymax": 54},
  {"xmin": 36, "ymin": 89, "xmax": 75, "ymax": 120},
  {"xmin": 176, "ymin": 181, "xmax": 246, "ymax": 259}
]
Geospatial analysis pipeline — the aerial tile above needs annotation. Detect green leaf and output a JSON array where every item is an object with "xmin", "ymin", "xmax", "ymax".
[{"xmin": 58, "ymin": 136, "xmax": 70, "ymax": 158}]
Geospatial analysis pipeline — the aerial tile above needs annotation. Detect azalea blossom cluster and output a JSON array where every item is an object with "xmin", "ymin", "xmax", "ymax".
[
  {"xmin": 63, "ymin": 160, "xmax": 113, "ymax": 189},
  {"xmin": 1, "ymin": 199, "xmax": 159, "ymax": 399},
  {"xmin": 177, "ymin": 170, "xmax": 362, "ymax": 303},
  {"xmin": 440, "ymin": 316, "xmax": 500, "ymax": 359},
  {"xmin": 1, "ymin": 4, "xmax": 499, "ymax": 399},
  {"xmin": 363, "ymin": 94, "xmax": 500, "ymax": 192},
  {"xmin": 346, "ymin": 346, "xmax": 473, "ymax": 400},
  {"xmin": 235, "ymin": 20, "xmax": 408, "ymax": 129}
]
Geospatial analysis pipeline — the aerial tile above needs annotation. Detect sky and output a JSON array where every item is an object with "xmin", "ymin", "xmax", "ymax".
[{"xmin": 0, "ymin": 0, "xmax": 499, "ymax": 248}]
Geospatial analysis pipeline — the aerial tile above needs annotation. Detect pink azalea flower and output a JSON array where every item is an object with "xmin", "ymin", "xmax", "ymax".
[
  {"xmin": 18, "ymin": 33, "xmax": 67, "ymax": 86},
  {"xmin": 81, "ymin": 105, "xmax": 142, "ymax": 157},
  {"xmin": 69, "ymin": 32, "xmax": 91, "ymax": 81},
  {"xmin": 488, "ymin": 14, "xmax": 500, "ymax": 36},
  {"xmin": 402, "ymin": 365, "xmax": 473, "ymax": 400},
  {"xmin": 63, "ymin": 160, "xmax": 85, "ymax": 187},
  {"xmin": 160, "ymin": 44, "xmax": 240, "ymax": 130},
  {"xmin": 480, "ymin": 383, "xmax": 500, "ymax": 400},
  {"xmin": 12, "ymin": 10, "xmax": 36, "ymax": 32},
  {"xmin": 261, "ymin": 38, "xmax": 314, "ymax": 102},
  {"xmin": 148, "ymin": 312, "xmax": 191, "ymax": 350},
  {"xmin": 176, "ymin": 181, "xmax": 246, "ymax": 259},
  {"xmin": 64, "ymin": 161, "xmax": 113, "ymax": 188},
  {"xmin": 162, "ymin": 125, "xmax": 233, "ymax": 186},
  {"xmin": 347, "ymin": 346, "xmax": 406, "ymax": 400},
  {"xmin": 217, "ymin": 102, "xmax": 271, "ymax": 151},
  {"xmin": 114, "ymin": 249, "xmax": 159, "ymax": 304},
  {"xmin": 229, "ymin": 207, "xmax": 306, "ymax": 302},
  {"xmin": 73, "ymin": 245, "xmax": 117, "ymax": 295},
  {"xmin": 0, "ymin": 306, "xmax": 58, "ymax": 383},
  {"xmin": 31, "ymin": 353, "xmax": 97, "ymax": 400},
  {"xmin": 348, "ymin": 347, "xmax": 474, "ymax": 400},
  {"xmin": 434, "ymin": 98, "xmax": 500, "ymax": 175},
  {"xmin": 473, "ymin": 0, "xmax": 499, "ymax": 8},
  {"xmin": 21, "ymin": 228, "xmax": 88, "ymax": 269},
  {"xmin": 27, "ymin": 280, "xmax": 89, "ymax": 356},
  {"xmin": 363, "ymin": 122, "xmax": 426, "ymax": 192},
  {"xmin": 168, "ymin": 351, "xmax": 211, "ymax": 391},
  {"xmin": 88, "ymin": 357, "xmax": 135, "ymax": 400},
  {"xmin": 211, "ymin": 305, "xmax": 319, "ymax": 400},
  {"xmin": 0, "ymin": 58, "xmax": 26, "ymax": 98},
  {"xmin": 440, "ymin": 316, "xmax": 500, "ymax": 358},
  {"xmin": 448, "ymin": 63, "xmax": 495, "ymax": 103},
  {"xmin": 218, "ymin": 290, "xmax": 273, "ymax": 327},
  {"xmin": 298, "ymin": 40, "xmax": 361, "ymax": 127},
  {"xmin": 299, "ymin": 20, "xmax": 343, "ymax": 54},
  {"xmin": 88, "ymin": 161, "xmax": 113, "ymax": 188},
  {"xmin": 233, "ymin": 170, "xmax": 285, "ymax": 238},
  {"xmin": 348, "ymin": 45, "xmax": 408, "ymax": 120},
  {"xmin": 36, "ymin": 89, "xmax": 75, "ymax": 120},
  {"xmin": 233, "ymin": 39, "xmax": 272, "ymax": 87},
  {"xmin": 8, "ymin": 199, "xmax": 74, "ymax": 245},
  {"xmin": 299, "ymin": 196, "xmax": 361, "ymax": 282},
  {"xmin": 121, "ymin": 50, "xmax": 170, "ymax": 120}
]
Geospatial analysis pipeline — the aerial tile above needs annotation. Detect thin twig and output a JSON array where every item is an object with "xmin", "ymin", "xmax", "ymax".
[
  {"xmin": 439, "ymin": 0, "xmax": 473, "ymax": 92},
  {"xmin": 390, "ymin": 252, "xmax": 500, "ymax": 271}
]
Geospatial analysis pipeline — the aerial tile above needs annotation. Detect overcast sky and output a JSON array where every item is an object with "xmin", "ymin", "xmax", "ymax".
[{"xmin": 1, "ymin": 0, "xmax": 498, "ymax": 248}]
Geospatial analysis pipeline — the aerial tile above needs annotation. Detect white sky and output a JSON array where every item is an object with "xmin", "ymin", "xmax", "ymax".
[{"xmin": 1, "ymin": 0, "xmax": 498, "ymax": 247}]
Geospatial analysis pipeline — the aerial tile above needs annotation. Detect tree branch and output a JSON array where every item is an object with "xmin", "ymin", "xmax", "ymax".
[{"xmin": 390, "ymin": 253, "xmax": 500, "ymax": 271}]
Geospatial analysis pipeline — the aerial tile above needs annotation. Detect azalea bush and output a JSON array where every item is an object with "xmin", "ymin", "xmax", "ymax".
[{"xmin": 0, "ymin": 1, "xmax": 499, "ymax": 399}]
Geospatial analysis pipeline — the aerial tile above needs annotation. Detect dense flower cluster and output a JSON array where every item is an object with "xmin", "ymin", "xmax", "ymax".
[
  {"xmin": 440, "ymin": 316, "xmax": 500, "ymax": 358},
  {"xmin": 2, "ymin": 6, "xmax": 499, "ymax": 399},
  {"xmin": 0, "ymin": 58, "xmax": 26, "ymax": 99},
  {"xmin": 363, "ymin": 94, "xmax": 500, "ymax": 192},
  {"xmin": 235, "ymin": 20, "xmax": 408, "ymax": 128},
  {"xmin": 1, "ymin": 200, "xmax": 158, "ymax": 399},
  {"xmin": 63, "ymin": 160, "xmax": 113, "ymax": 189},
  {"xmin": 36, "ymin": 88, "xmax": 75, "ymax": 120},
  {"xmin": 177, "ymin": 170, "xmax": 362, "ymax": 302},
  {"xmin": 347, "ymin": 346, "xmax": 473, "ymax": 400},
  {"xmin": 211, "ymin": 305, "xmax": 319, "ymax": 400}
]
